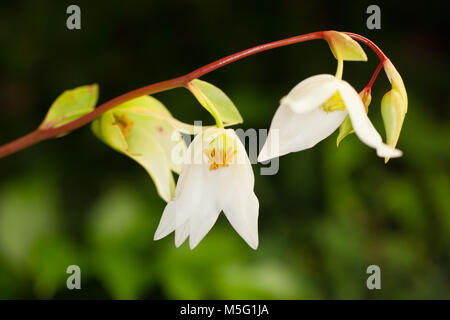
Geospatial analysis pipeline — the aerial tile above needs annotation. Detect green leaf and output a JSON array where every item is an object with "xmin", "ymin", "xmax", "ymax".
[
  {"xmin": 91, "ymin": 96, "xmax": 186, "ymax": 202},
  {"xmin": 40, "ymin": 84, "xmax": 99, "ymax": 129},
  {"xmin": 187, "ymin": 79, "xmax": 243, "ymax": 126},
  {"xmin": 112, "ymin": 94, "xmax": 197, "ymax": 135}
]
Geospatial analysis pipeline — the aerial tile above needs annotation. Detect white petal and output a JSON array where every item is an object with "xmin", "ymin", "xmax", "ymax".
[
  {"xmin": 223, "ymin": 190, "xmax": 259, "ymax": 250},
  {"xmin": 337, "ymin": 81, "xmax": 402, "ymax": 158},
  {"xmin": 258, "ymin": 103, "xmax": 347, "ymax": 161},
  {"xmin": 257, "ymin": 129, "xmax": 279, "ymax": 163},
  {"xmin": 283, "ymin": 74, "xmax": 340, "ymax": 114},
  {"xmin": 218, "ymin": 144, "xmax": 258, "ymax": 249},
  {"xmin": 227, "ymin": 129, "xmax": 255, "ymax": 186},
  {"xmin": 376, "ymin": 144, "xmax": 403, "ymax": 158},
  {"xmin": 154, "ymin": 133, "xmax": 212, "ymax": 241},
  {"xmin": 154, "ymin": 201, "xmax": 179, "ymax": 240},
  {"xmin": 174, "ymin": 222, "xmax": 189, "ymax": 247},
  {"xmin": 188, "ymin": 205, "xmax": 221, "ymax": 249},
  {"xmin": 154, "ymin": 162, "xmax": 218, "ymax": 240}
]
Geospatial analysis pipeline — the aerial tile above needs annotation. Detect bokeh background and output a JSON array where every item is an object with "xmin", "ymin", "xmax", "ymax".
[{"xmin": 0, "ymin": 0, "xmax": 448, "ymax": 299}]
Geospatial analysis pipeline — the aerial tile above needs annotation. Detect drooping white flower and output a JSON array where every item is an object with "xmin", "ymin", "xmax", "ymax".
[
  {"xmin": 154, "ymin": 127, "xmax": 259, "ymax": 249},
  {"xmin": 258, "ymin": 74, "xmax": 402, "ymax": 161}
]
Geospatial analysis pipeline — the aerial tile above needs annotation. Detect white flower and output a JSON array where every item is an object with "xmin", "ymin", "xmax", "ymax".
[
  {"xmin": 258, "ymin": 74, "xmax": 402, "ymax": 161},
  {"xmin": 154, "ymin": 128, "xmax": 259, "ymax": 249}
]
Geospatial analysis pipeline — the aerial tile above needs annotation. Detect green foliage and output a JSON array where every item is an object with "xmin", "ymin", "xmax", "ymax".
[
  {"xmin": 0, "ymin": 174, "xmax": 59, "ymax": 270},
  {"xmin": 85, "ymin": 186, "xmax": 157, "ymax": 299}
]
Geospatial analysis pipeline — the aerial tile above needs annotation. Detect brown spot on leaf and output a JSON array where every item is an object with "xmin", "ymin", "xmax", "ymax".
[{"xmin": 155, "ymin": 125, "xmax": 166, "ymax": 135}]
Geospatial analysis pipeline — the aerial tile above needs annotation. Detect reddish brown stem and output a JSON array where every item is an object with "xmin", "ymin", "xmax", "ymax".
[
  {"xmin": 344, "ymin": 32, "xmax": 388, "ymax": 62},
  {"xmin": 364, "ymin": 61, "xmax": 384, "ymax": 91},
  {"xmin": 0, "ymin": 31, "xmax": 386, "ymax": 159},
  {"xmin": 345, "ymin": 32, "xmax": 389, "ymax": 95}
]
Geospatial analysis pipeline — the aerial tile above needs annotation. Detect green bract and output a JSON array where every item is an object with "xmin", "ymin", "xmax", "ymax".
[
  {"xmin": 40, "ymin": 84, "xmax": 99, "ymax": 129},
  {"xmin": 91, "ymin": 96, "xmax": 187, "ymax": 202},
  {"xmin": 336, "ymin": 115, "xmax": 354, "ymax": 146},
  {"xmin": 336, "ymin": 89, "xmax": 371, "ymax": 146},
  {"xmin": 187, "ymin": 79, "xmax": 243, "ymax": 127},
  {"xmin": 324, "ymin": 31, "xmax": 368, "ymax": 62}
]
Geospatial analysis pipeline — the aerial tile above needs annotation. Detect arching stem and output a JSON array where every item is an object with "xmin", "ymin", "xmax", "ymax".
[{"xmin": 0, "ymin": 31, "xmax": 389, "ymax": 159}]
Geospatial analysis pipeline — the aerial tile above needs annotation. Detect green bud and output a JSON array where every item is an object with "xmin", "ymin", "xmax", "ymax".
[
  {"xmin": 381, "ymin": 89, "xmax": 406, "ymax": 163},
  {"xmin": 383, "ymin": 60, "xmax": 408, "ymax": 110}
]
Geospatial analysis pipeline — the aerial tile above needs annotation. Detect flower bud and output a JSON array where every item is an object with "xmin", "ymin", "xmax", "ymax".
[
  {"xmin": 383, "ymin": 59, "xmax": 407, "ymax": 110},
  {"xmin": 381, "ymin": 89, "xmax": 406, "ymax": 163}
]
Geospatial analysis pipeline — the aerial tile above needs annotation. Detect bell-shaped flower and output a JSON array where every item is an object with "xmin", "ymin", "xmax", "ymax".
[
  {"xmin": 258, "ymin": 74, "xmax": 402, "ymax": 161},
  {"xmin": 154, "ymin": 128, "xmax": 259, "ymax": 249}
]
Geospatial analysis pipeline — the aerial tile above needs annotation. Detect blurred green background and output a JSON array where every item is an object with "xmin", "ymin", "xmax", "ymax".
[{"xmin": 0, "ymin": 1, "xmax": 448, "ymax": 299}]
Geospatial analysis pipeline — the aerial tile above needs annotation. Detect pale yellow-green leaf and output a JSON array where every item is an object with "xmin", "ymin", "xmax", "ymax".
[
  {"xmin": 118, "ymin": 95, "xmax": 238, "ymax": 134},
  {"xmin": 188, "ymin": 79, "xmax": 243, "ymax": 126},
  {"xmin": 91, "ymin": 96, "xmax": 188, "ymax": 201},
  {"xmin": 40, "ymin": 84, "xmax": 99, "ymax": 129},
  {"xmin": 112, "ymin": 95, "xmax": 195, "ymax": 134},
  {"xmin": 114, "ymin": 95, "xmax": 172, "ymax": 117},
  {"xmin": 125, "ymin": 121, "xmax": 176, "ymax": 202},
  {"xmin": 125, "ymin": 112, "xmax": 186, "ymax": 174},
  {"xmin": 92, "ymin": 111, "xmax": 129, "ymax": 152}
]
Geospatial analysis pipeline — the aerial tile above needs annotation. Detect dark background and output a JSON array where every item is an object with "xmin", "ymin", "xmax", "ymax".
[{"xmin": 0, "ymin": 0, "xmax": 448, "ymax": 299}]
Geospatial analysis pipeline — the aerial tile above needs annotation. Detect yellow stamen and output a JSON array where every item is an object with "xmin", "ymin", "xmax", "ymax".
[
  {"xmin": 206, "ymin": 146, "xmax": 237, "ymax": 171},
  {"xmin": 113, "ymin": 113, "xmax": 134, "ymax": 138},
  {"xmin": 323, "ymin": 91, "xmax": 346, "ymax": 112}
]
